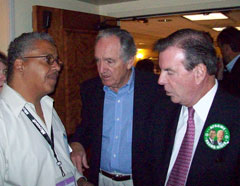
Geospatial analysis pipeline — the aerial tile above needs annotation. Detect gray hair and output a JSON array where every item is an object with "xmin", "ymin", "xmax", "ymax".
[
  {"xmin": 96, "ymin": 28, "xmax": 136, "ymax": 63},
  {"xmin": 7, "ymin": 32, "xmax": 55, "ymax": 82}
]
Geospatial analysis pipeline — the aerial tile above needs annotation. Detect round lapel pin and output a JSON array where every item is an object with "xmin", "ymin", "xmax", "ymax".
[{"xmin": 204, "ymin": 123, "xmax": 230, "ymax": 150}]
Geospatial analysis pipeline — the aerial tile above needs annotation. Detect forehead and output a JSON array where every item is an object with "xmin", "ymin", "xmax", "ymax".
[
  {"xmin": 25, "ymin": 40, "xmax": 57, "ymax": 55},
  {"xmin": 95, "ymin": 36, "xmax": 121, "ymax": 57},
  {"xmin": 159, "ymin": 46, "xmax": 185, "ymax": 68}
]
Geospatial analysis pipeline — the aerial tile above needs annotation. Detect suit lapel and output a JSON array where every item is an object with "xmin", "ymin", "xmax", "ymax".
[
  {"xmin": 187, "ymin": 88, "xmax": 225, "ymax": 185},
  {"xmin": 230, "ymin": 56, "xmax": 240, "ymax": 74},
  {"xmin": 132, "ymin": 70, "xmax": 147, "ymax": 124},
  {"xmin": 93, "ymin": 78, "xmax": 105, "ymax": 155},
  {"xmin": 160, "ymin": 105, "xmax": 182, "ymax": 184}
]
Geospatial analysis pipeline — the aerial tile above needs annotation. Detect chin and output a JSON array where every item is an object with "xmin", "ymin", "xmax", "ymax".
[
  {"xmin": 45, "ymin": 84, "xmax": 56, "ymax": 95},
  {"xmin": 102, "ymin": 80, "xmax": 112, "ymax": 87},
  {"xmin": 170, "ymin": 97, "xmax": 180, "ymax": 104}
]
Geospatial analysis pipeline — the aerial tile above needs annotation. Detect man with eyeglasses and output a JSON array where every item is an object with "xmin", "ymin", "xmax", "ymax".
[{"xmin": 0, "ymin": 32, "xmax": 93, "ymax": 186}]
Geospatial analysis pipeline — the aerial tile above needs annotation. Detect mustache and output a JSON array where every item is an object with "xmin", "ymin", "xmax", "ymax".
[{"xmin": 47, "ymin": 71, "xmax": 59, "ymax": 79}]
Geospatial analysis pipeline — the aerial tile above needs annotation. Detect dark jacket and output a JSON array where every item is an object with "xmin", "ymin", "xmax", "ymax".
[
  {"xmin": 152, "ymin": 87, "xmax": 240, "ymax": 186},
  {"xmin": 71, "ymin": 69, "xmax": 169, "ymax": 185},
  {"xmin": 220, "ymin": 57, "xmax": 240, "ymax": 97}
]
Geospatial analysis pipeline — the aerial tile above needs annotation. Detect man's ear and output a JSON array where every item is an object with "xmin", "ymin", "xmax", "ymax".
[
  {"xmin": 193, "ymin": 63, "xmax": 207, "ymax": 84},
  {"xmin": 126, "ymin": 57, "xmax": 135, "ymax": 70},
  {"xmin": 14, "ymin": 59, "xmax": 24, "ymax": 72}
]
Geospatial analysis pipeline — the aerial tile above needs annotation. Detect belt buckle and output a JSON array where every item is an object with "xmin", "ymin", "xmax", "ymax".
[
  {"xmin": 112, "ymin": 174, "xmax": 130, "ymax": 181},
  {"xmin": 100, "ymin": 170, "xmax": 131, "ymax": 181}
]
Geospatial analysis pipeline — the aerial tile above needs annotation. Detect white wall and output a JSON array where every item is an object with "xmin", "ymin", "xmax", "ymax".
[
  {"xmin": 99, "ymin": 0, "xmax": 240, "ymax": 17},
  {"xmin": 0, "ymin": 0, "xmax": 11, "ymax": 53}
]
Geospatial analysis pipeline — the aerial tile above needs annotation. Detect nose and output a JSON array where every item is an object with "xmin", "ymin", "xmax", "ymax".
[
  {"xmin": 51, "ymin": 61, "xmax": 62, "ymax": 71},
  {"xmin": 158, "ymin": 72, "xmax": 165, "ymax": 85},
  {"xmin": 97, "ymin": 61, "xmax": 106, "ymax": 74}
]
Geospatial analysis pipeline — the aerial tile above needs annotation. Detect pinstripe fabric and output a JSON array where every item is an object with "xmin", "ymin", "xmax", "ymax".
[{"xmin": 167, "ymin": 107, "xmax": 195, "ymax": 186}]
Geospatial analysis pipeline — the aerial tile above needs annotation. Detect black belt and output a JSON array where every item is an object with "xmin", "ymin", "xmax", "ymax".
[{"xmin": 100, "ymin": 170, "xmax": 131, "ymax": 181}]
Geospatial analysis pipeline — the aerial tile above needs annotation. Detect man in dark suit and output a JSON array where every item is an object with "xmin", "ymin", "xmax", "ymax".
[
  {"xmin": 70, "ymin": 28, "xmax": 166, "ymax": 186},
  {"xmin": 153, "ymin": 28, "xmax": 240, "ymax": 186},
  {"xmin": 217, "ymin": 26, "xmax": 240, "ymax": 97}
]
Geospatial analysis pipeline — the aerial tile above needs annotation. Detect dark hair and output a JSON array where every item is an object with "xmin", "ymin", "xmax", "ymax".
[
  {"xmin": 0, "ymin": 51, "xmax": 7, "ymax": 66},
  {"xmin": 209, "ymin": 129, "xmax": 216, "ymax": 132},
  {"xmin": 217, "ymin": 26, "xmax": 240, "ymax": 52},
  {"xmin": 96, "ymin": 28, "xmax": 136, "ymax": 63},
  {"xmin": 7, "ymin": 32, "xmax": 55, "ymax": 82},
  {"xmin": 135, "ymin": 58, "xmax": 154, "ymax": 72},
  {"xmin": 154, "ymin": 28, "xmax": 217, "ymax": 75},
  {"xmin": 203, "ymin": 31, "xmax": 214, "ymax": 44}
]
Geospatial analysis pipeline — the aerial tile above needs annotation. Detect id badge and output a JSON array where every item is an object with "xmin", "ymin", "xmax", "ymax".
[{"xmin": 56, "ymin": 173, "xmax": 76, "ymax": 186}]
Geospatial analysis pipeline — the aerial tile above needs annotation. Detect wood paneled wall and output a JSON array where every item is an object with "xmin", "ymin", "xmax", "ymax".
[{"xmin": 33, "ymin": 6, "xmax": 116, "ymax": 135}]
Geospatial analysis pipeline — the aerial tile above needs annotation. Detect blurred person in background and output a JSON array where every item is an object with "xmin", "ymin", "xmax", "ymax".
[
  {"xmin": 217, "ymin": 26, "xmax": 240, "ymax": 97},
  {"xmin": 0, "ymin": 51, "xmax": 7, "ymax": 91},
  {"xmin": 135, "ymin": 58, "xmax": 154, "ymax": 73}
]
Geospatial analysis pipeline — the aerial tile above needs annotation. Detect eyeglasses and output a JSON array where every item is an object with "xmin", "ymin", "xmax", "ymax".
[{"xmin": 23, "ymin": 54, "xmax": 63, "ymax": 67}]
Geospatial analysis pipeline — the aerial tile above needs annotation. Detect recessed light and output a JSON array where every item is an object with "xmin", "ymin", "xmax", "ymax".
[
  {"xmin": 183, "ymin": 13, "xmax": 228, "ymax": 21},
  {"xmin": 213, "ymin": 26, "xmax": 240, "ymax": 31},
  {"xmin": 212, "ymin": 27, "xmax": 226, "ymax": 31}
]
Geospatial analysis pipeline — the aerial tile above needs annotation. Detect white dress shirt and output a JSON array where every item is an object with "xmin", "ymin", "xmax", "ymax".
[
  {"xmin": 0, "ymin": 84, "xmax": 82, "ymax": 186},
  {"xmin": 165, "ymin": 80, "xmax": 218, "ymax": 186}
]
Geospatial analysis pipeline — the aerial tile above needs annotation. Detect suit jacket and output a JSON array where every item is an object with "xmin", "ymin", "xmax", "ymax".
[
  {"xmin": 153, "ymin": 87, "xmax": 240, "ymax": 186},
  {"xmin": 220, "ymin": 57, "xmax": 240, "ymax": 97},
  {"xmin": 71, "ymin": 69, "xmax": 169, "ymax": 185}
]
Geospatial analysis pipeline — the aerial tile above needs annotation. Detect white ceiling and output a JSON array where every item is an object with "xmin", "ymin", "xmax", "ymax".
[
  {"xmin": 120, "ymin": 9, "xmax": 240, "ymax": 49},
  {"xmin": 76, "ymin": 0, "xmax": 137, "ymax": 5},
  {"xmin": 76, "ymin": 0, "xmax": 240, "ymax": 58}
]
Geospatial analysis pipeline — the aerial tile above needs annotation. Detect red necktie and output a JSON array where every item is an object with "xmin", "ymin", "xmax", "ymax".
[{"xmin": 167, "ymin": 107, "xmax": 195, "ymax": 186}]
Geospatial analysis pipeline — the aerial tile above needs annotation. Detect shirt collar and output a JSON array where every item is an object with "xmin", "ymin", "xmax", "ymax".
[
  {"xmin": 226, "ymin": 54, "xmax": 240, "ymax": 72},
  {"xmin": 192, "ymin": 79, "xmax": 218, "ymax": 121},
  {"xmin": 103, "ymin": 67, "xmax": 135, "ymax": 93},
  {"xmin": 1, "ymin": 83, "xmax": 54, "ymax": 118},
  {"xmin": 182, "ymin": 79, "xmax": 218, "ymax": 121}
]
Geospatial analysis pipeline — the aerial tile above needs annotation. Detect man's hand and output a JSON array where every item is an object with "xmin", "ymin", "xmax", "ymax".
[
  {"xmin": 77, "ymin": 177, "xmax": 94, "ymax": 186},
  {"xmin": 70, "ymin": 142, "xmax": 89, "ymax": 174}
]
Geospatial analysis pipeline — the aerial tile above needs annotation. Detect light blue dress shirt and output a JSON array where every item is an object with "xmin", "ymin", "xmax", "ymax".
[
  {"xmin": 100, "ymin": 68, "xmax": 135, "ymax": 174},
  {"xmin": 226, "ymin": 54, "xmax": 240, "ymax": 72}
]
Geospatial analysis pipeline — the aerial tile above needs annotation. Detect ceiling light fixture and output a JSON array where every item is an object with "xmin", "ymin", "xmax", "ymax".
[
  {"xmin": 183, "ymin": 13, "xmax": 228, "ymax": 21},
  {"xmin": 212, "ymin": 27, "xmax": 226, "ymax": 31},
  {"xmin": 212, "ymin": 26, "xmax": 240, "ymax": 32}
]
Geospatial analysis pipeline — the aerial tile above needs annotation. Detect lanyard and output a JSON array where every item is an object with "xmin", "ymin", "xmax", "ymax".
[{"xmin": 22, "ymin": 106, "xmax": 66, "ymax": 177}]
